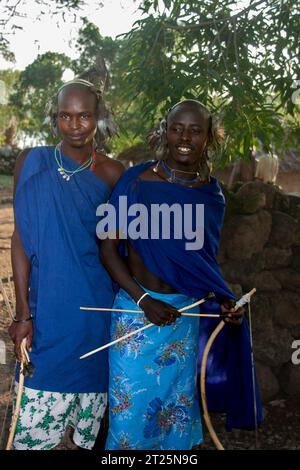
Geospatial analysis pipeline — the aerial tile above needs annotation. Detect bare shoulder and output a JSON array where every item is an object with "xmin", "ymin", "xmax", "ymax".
[{"xmin": 93, "ymin": 153, "xmax": 125, "ymax": 189}]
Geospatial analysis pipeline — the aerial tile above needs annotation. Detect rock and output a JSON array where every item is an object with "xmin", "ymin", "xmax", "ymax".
[
  {"xmin": 263, "ymin": 246, "xmax": 292, "ymax": 269},
  {"xmin": 227, "ymin": 283, "xmax": 243, "ymax": 298},
  {"xmin": 222, "ymin": 187, "xmax": 242, "ymax": 221},
  {"xmin": 217, "ymin": 245, "xmax": 227, "ymax": 264},
  {"xmin": 222, "ymin": 266, "xmax": 255, "ymax": 291},
  {"xmin": 280, "ymin": 362, "xmax": 300, "ymax": 396},
  {"xmin": 271, "ymin": 292, "xmax": 300, "ymax": 330},
  {"xmin": 239, "ymin": 193, "xmax": 266, "ymax": 214},
  {"xmin": 291, "ymin": 244, "xmax": 300, "ymax": 272},
  {"xmin": 235, "ymin": 181, "xmax": 267, "ymax": 214},
  {"xmin": 220, "ymin": 255, "xmax": 265, "ymax": 287},
  {"xmin": 269, "ymin": 399, "xmax": 286, "ymax": 408},
  {"xmin": 252, "ymin": 271, "xmax": 282, "ymax": 291},
  {"xmin": 251, "ymin": 292, "xmax": 274, "ymax": 334},
  {"xmin": 272, "ymin": 269, "xmax": 300, "ymax": 293},
  {"xmin": 270, "ymin": 211, "xmax": 297, "ymax": 248},
  {"xmin": 230, "ymin": 181, "xmax": 244, "ymax": 193},
  {"xmin": 236, "ymin": 181, "xmax": 279, "ymax": 209},
  {"xmin": 221, "ymin": 211, "xmax": 272, "ymax": 261},
  {"xmin": 273, "ymin": 192, "xmax": 291, "ymax": 213},
  {"xmin": 292, "ymin": 325, "xmax": 300, "ymax": 339},
  {"xmin": 286, "ymin": 194, "xmax": 300, "ymax": 219},
  {"xmin": 254, "ymin": 327, "xmax": 294, "ymax": 368},
  {"xmin": 256, "ymin": 362, "xmax": 279, "ymax": 402}
]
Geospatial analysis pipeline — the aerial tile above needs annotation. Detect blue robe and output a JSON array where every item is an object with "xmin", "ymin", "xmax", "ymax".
[
  {"xmin": 14, "ymin": 146, "xmax": 114, "ymax": 393},
  {"xmin": 107, "ymin": 161, "xmax": 263, "ymax": 431}
]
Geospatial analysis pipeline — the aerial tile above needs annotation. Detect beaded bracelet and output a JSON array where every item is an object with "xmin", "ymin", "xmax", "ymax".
[{"xmin": 13, "ymin": 315, "xmax": 33, "ymax": 323}]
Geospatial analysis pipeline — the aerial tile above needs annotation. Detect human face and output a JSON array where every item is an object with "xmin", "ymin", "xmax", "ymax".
[
  {"xmin": 166, "ymin": 104, "xmax": 210, "ymax": 171},
  {"xmin": 57, "ymin": 86, "xmax": 97, "ymax": 150}
]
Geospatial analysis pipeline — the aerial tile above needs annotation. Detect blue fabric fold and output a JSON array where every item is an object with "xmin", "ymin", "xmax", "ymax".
[{"xmin": 14, "ymin": 146, "xmax": 115, "ymax": 392}]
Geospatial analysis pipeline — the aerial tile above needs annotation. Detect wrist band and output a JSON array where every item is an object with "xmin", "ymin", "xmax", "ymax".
[
  {"xmin": 136, "ymin": 292, "xmax": 150, "ymax": 307},
  {"xmin": 13, "ymin": 315, "xmax": 33, "ymax": 323}
]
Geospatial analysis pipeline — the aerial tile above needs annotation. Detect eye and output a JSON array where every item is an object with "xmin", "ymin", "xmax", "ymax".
[
  {"xmin": 59, "ymin": 113, "xmax": 69, "ymax": 120},
  {"xmin": 80, "ymin": 113, "xmax": 91, "ymax": 119},
  {"xmin": 191, "ymin": 128, "xmax": 202, "ymax": 134},
  {"xmin": 171, "ymin": 126, "xmax": 182, "ymax": 132}
]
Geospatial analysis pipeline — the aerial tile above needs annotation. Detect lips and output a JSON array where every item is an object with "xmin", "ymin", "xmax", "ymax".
[
  {"xmin": 176, "ymin": 144, "xmax": 193, "ymax": 154},
  {"xmin": 68, "ymin": 134, "xmax": 85, "ymax": 140}
]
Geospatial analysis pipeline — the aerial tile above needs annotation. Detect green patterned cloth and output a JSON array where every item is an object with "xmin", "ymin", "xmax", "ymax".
[{"xmin": 12, "ymin": 384, "xmax": 107, "ymax": 450}]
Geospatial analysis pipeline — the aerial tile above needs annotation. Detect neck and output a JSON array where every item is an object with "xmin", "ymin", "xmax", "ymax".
[
  {"xmin": 165, "ymin": 157, "xmax": 200, "ymax": 176},
  {"xmin": 60, "ymin": 141, "xmax": 94, "ymax": 164}
]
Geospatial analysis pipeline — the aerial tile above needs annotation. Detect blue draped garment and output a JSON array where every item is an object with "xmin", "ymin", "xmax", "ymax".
[
  {"xmin": 14, "ymin": 146, "xmax": 115, "ymax": 393},
  {"xmin": 107, "ymin": 161, "xmax": 263, "ymax": 430}
]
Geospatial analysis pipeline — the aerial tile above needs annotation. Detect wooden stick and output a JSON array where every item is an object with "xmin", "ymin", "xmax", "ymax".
[
  {"xmin": 8, "ymin": 276, "xmax": 15, "ymax": 311},
  {"xmin": 80, "ymin": 295, "xmax": 211, "ymax": 360},
  {"xmin": 6, "ymin": 339, "xmax": 27, "ymax": 450},
  {"xmin": 80, "ymin": 294, "xmax": 213, "ymax": 315},
  {"xmin": 80, "ymin": 323, "xmax": 153, "ymax": 359},
  {"xmin": 80, "ymin": 306, "xmax": 223, "ymax": 318},
  {"xmin": 0, "ymin": 277, "xmax": 14, "ymax": 320}
]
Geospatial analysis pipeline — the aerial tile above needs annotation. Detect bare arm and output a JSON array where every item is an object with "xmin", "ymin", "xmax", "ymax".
[
  {"xmin": 8, "ymin": 149, "xmax": 33, "ymax": 360},
  {"xmin": 100, "ymin": 237, "xmax": 181, "ymax": 326}
]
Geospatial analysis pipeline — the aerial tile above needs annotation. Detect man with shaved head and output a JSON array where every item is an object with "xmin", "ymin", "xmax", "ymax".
[
  {"xmin": 100, "ymin": 100, "xmax": 263, "ymax": 450},
  {"xmin": 8, "ymin": 78, "xmax": 123, "ymax": 450}
]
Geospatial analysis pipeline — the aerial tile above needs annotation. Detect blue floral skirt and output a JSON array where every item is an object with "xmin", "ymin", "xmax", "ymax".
[{"xmin": 106, "ymin": 287, "xmax": 203, "ymax": 450}]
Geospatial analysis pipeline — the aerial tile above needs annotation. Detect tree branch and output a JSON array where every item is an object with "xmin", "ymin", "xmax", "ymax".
[{"xmin": 161, "ymin": 0, "xmax": 277, "ymax": 32}]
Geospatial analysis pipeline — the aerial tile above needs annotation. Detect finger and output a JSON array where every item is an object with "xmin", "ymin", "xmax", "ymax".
[
  {"xmin": 14, "ymin": 340, "xmax": 22, "ymax": 362},
  {"xmin": 160, "ymin": 311, "xmax": 173, "ymax": 322},
  {"xmin": 164, "ymin": 309, "xmax": 180, "ymax": 321},
  {"xmin": 169, "ymin": 307, "xmax": 181, "ymax": 317},
  {"xmin": 26, "ymin": 334, "xmax": 33, "ymax": 351},
  {"xmin": 152, "ymin": 313, "xmax": 164, "ymax": 326}
]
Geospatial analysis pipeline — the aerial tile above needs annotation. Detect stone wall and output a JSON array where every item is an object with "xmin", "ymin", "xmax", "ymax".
[{"xmin": 219, "ymin": 180, "xmax": 300, "ymax": 402}]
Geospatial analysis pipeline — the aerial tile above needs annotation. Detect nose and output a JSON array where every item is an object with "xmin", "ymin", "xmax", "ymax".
[
  {"xmin": 69, "ymin": 116, "xmax": 80, "ymax": 130},
  {"xmin": 180, "ymin": 127, "xmax": 191, "ymax": 141}
]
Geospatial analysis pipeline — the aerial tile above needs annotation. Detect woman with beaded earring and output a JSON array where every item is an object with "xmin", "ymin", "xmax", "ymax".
[
  {"xmin": 8, "ymin": 66, "xmax": 124, "ymax": 450},
  {"xmin": 100, "ymin": 100, "xmax": 263, "ymax": 450}
]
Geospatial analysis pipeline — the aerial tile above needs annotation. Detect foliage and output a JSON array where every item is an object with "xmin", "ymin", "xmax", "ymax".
[
  {"xmin": 70, "ymin": 18, "xmax": 140, "ymax": 154},
  {"xmin": 9, "ymin": 52, "xmax": 72, "ymax": 143},
  {"xmin": 116, "ymin": 0, "xmax": 300, "ymax": 162},
  {"xmin": 1, "ymin": 0, "xmax": 299, "ymax": 162}
]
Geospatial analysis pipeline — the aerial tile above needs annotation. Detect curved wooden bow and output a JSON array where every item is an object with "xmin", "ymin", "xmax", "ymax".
[
  {"xmin": 200, "ymin": 320, "xmax": 226, "ymax": 450},
  {"xmin": 200, "ymin": 289, "xmax": 256, "ymax": 450}
]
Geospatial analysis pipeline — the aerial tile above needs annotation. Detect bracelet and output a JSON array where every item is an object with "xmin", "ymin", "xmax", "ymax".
[
  {"xmin": 13, "ymin": 315, "xmax": 33, "ymax": 323},
  {"xmin": 136, "ymin": 292, "xmax": 150, "ymax": 307}
]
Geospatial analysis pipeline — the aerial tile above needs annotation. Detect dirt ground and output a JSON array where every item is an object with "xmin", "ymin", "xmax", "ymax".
[{"xmin": 0, "ymin": 187, "xmax": 299, "ymax": 451}]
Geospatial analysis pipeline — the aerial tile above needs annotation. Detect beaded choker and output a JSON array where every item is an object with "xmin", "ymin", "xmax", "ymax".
[
  {"xmin": 54, "ymin": 144, "xmax": 95, "ymax": 182},
  {"xmin": 154, "ymin": 160, "xmax": 203, "ymax": 185}
]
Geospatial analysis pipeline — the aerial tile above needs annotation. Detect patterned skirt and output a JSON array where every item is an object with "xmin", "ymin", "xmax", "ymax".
[
  {"xmin": 12, "ymin": 386, "xmax": 107, "ymax": 450},
  {"xmin": 106, "ymin": 287, "xmax": 203, "ymax": 450}
]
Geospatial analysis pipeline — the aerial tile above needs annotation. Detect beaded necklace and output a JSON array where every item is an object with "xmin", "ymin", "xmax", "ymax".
[
  {"xmin": 155, "ymin": 159, "xmax": 203, "ymax": 185},
  {"xmin": 54, "ymin": 143, "xmax": 95, "ymax": 182}
]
